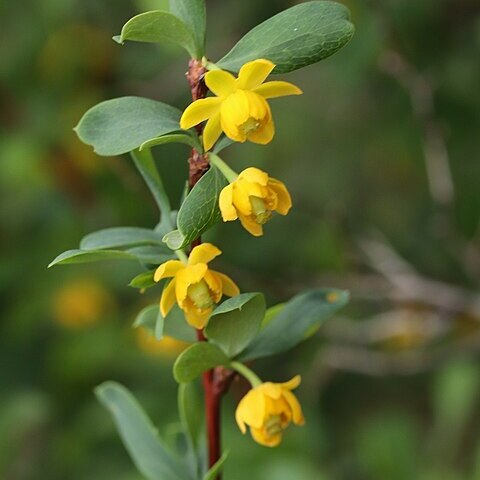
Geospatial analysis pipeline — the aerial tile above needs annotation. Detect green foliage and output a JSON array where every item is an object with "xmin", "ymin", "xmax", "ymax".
[
  {"xmin": 129, "ymin": 270, "xmax": 157, "ymax": 289},
  {"xmin": 204, "ymin": 451, "xmax": 229, "ymax": 480},
  {"xmin": 178, "ymin": 382, "xmax": 203, "ymax": 449},
  {"xmin": 240, "ymin": 289, "xmax": 349, "ymax": 361},
  {"xmin": 164, "ymin": 167, "xmax": 227, "ymax": 250},
  {"xmin": 205, "ymin": 293, "xmax": 265, "ymax": 357},
  {"xmin": 174, "ymin": 343, "xmax": 229, "ymax": 383},
  {"xmin": 131, "ymin": 148, "xmax": 175, "ymax": 225},
  {"xmin": 140, "ymin": 132, "xmax": 202, "ymax": 152},
  {"xmin": 95, "ymin": 382, "xmax": 191, "ymax": 480},
  {"xmin": 75, "ymin": 97, "xmax": 182, "ymax": 156},
  {"xmin": 169, "ymin": 0, "xmax": 206, "ymax": 57},
  {"xmin": 133, "ymin": 304, "xmax": 160, "ymax": 337},
  {"xmin": 164, "ymin": 306, "xmax": 198, "ymax": 342},
  {"xmin": 48, "ymin": 246, "xmax": 173, "ymax": 267},
  {"xmin": 80, "ymin": 227, "xmax": 165, "ymax": 250},
  {"xmin": 114, "ymin": 10, "xmax": 200, "ymax": 58},
  {"xmin": 217, "ymin": 1, "xmax": 354, "ymax": 74}
]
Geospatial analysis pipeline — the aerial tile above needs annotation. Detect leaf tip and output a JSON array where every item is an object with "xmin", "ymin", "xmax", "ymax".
[{"xmin": 112, "ymin": 35, "xmax": 124, "ymax": 45}]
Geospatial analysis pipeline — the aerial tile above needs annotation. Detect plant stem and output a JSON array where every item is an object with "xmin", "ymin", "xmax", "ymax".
[
  {"xmin": 208, "ymin": 153, "xmax": 238, "ymax": 183},
  {"xmin": 186, "ymin": 58, "xmax": 223, "ymax": 477},
  {"xmin": 230, "ymin": 361, "xmax": 262, "ymax": 387}
]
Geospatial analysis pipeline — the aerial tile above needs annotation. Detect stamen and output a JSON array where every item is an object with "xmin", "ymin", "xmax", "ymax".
[
  {"xmin": 265, "ymin": 415, "xmax": 284, "ymax": 436},
  {"xmin": 240, "ymin": 117, "xmax": 261, "ymax": 135},
  {"xmin": 250, "ymin": 196, "xmax": 272, "ymax": 224},
  {"xmin": 187, "ymin": 281, "xmax": 213, "ymax": 309}
]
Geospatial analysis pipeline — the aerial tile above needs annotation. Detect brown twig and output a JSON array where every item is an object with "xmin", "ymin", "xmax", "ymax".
[{"xmin": 186, "ymin": 59, "xmax": 224, "ymax": 475}]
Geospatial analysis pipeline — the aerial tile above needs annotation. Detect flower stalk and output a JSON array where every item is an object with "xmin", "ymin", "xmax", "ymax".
[{"xmin": 208, "ymin": 153, "xmax": 238, "ymax": 183}]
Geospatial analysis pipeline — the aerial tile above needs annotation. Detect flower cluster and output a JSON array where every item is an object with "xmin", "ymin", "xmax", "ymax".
[{"xmin": 157, "ymin": 58, "xmax": 306, "ymax": 447}]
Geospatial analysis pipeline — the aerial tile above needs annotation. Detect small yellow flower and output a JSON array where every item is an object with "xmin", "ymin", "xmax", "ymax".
[
  {"xmin": 235, "ymin": 375, "xmax": 305, "ymax": 447},
  {"xmin": 180, "ymin": 59, "xmax": 302, "ymax": 151},
  {"xmin": 219, "ymin": 167, "xmax": 292, "ymax": 236},
  {"xmin": 154, "ymin": 243, "xmax": 240, "ymax": 329}
]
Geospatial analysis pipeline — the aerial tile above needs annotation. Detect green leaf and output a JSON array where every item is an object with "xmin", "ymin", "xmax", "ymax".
[
  {"xmin": 155, "ymin": 313, "xmax": 165, "ymax": 340},
  {"xmin": 204, "ymin": 451, "xmax": 229, "ymax": 480},
  {"xmin": 205, "ymin": 293, "xmax": 265, "ymax": 357},
  {"xmin": 80, "ymin": 227, "xmax": 164, "ymax": 250},
  {"xmin": 173, "ymin": 343, "xmax": 229, "ymax": 383},
  {"xmin": 170, "ymin": 0, "xmax": 206, "ymax": 57},
  {"xmin": 129, "ymin": 270, "xmax": 157, "ymax": 290},
  {"xmin": 131, "ymin": 149, "xmax": 174, "ymax": 227},
  {"xmin": 140, "ymin": 132, "xmax": 202, "ymax": 152},
  {"xmin": 114, "ymin": 10, "xmax": 199, "ymax": 58},
  {"xmin": 48, "ymin": 249, "xmax": 137, "ymax": 267},
  {"xmin": 127, "ymin": 246, "xmax": 175, "ymax": 264},
  {"xmin": 164, "ymin": 306, "xmax": 197, "ymax": 343},
  {"xmin": 217, "ymin": 1, "xmax": 354, "ymax": 74},
  {"xmin": 75, "ymin": 97, "xmax": 182, "ymax": 156},
  {"xmin": 212, "ymin": 135, "xmax": 235, "ymax": 154},
  {"xmin": 133, "ymin": 305, "xmax": 159, "ymax": 336},
  {"xmin": 163, "ymin": 166, "xmax": 227, "ymax": 250},
  {"xmin": 178, "ymin": 383, "xmax": 202, "ymax": 449},
  {"xmin": 95, "ymin": 382, "xmax": 189, "ymax": 480},
  {"xmin": 239, "ymin": 288, "xmax": 349, "ymax": 361}
]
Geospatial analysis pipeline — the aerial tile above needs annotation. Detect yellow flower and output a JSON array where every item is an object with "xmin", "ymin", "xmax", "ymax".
[
  {"xmin": 235, "ymin": 375, "xmax": 305, "ymax": 447},
  {"xmin": 219, "ymin": 167, "xmax": 292, "ymax": 236},
  {"xmin": 136, "ymin": 330, "xmax": 189, "ymax": 358},
  {"xmin": 52, "ymin": 279, "xmax": 113, "ymax": 329},
  {"xmin": 180, "ymin": 59, "xmax": 302, "ymax": 151},
  {"xmin": 154, "ymin": 243, "xmax": 240, "ymax": 329}
]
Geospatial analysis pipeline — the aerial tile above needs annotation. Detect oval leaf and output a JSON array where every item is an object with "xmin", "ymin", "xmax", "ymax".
[
  {"xmin": 170, "ymin": 0, "xmax": 206, "ymax": 57},
  {"xmin": 133, "ymin": 304, "xmax": 159, "ymax": 336},
  {"xmin": 75, "ymin": 97, "xmax": 182, "ymax": 156},
  {"xmin": 48, "ymin": 249, "xmax": 137, "ymax": 267},
  {"xmin": 217, "ymin": 1, "xmax": 354, "ymax": 74},
  {"xmin": 239, "ymin": 288, "xmax": 349, "ymax": 361},
  {"xmin": 80, "ymin": 227, "xmax": 164, "ymax": 250},
  {"xmin": 174, "ymin": 343, "xmax": 229, "ymax": 383},
  {"xmin": 178, "ymin": 382, "xmax": 202, "ymax": 449},
  {"xmin": 129, "ymin": 270, "xmax": 157, "ymax": 290},
  {"xmin": 164, "ymin": 166, "xmax": 227, "ymax": 250},
  {"xmin": 140, "ymin": 132, "xmax": 202, "ymax": 152},
  {"xmin": 205, "ymin": 293, "xmax": 265, "ymax": 357},
  {"xmin": 164, "ymin": 306, "xmax": 197, "ymax": 343},
  {"xmin": 95, "ymin": 382, "xmax": 188, "ymax": 480},
  {"xmin": 114, "ymin": 10, "xmax": 198, "ymax": 58}
]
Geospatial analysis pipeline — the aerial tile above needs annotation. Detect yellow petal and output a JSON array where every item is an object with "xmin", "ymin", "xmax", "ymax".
[
  {"xmin": 250, "ymin": 427, "xmax": 283, "ymax": 447},
  {"xmin": 260, "ymin": 382, "xmax": 283, "ymax": 399},
  {"xmin": 188, "ymin": 243, "xmax": 221, "ymax": 265},
  {"xmin": 211, "ymin": 271, "xmax": 240, "ymax": 297},
  {"xmin": 154, "ymin": 260, "xmax": 185, "ymax": 282},
  {"xmin": 204, "ymin": 270, "xmax": 223, "ymax": 303},
  {"xmin": 175, "ymin": 264, "xmax": 208, "ymax": 301},
  {"xmin": 279, "ymin": 375, "xmax": 301, "ymax": 391},
  {"xmin": 219, "ymin": 184, "xmax": 238, "ymax": 221},
  {"xmin": 237, "ymin": 59, "xmax": 275, "ymax": 90},
  {"xmin": 184, "ymin": 307, "xmax": 211, "ymax": 329},
  {"xmin": 235, "ymin": 388, "xmax": 266, "ymax": 429},
  {"xmin": 205, "ymin": 70, "xmax": 237, "ymax": 97},
  {"xmin": 232, "ymin": 180, "xmax": 255, "ymax": 216},
  {"xmin": 253, "ymin": 81, "xmax": 303, "ymax": 99},
  {"xmin": 247, "ymin": 117, "xmax": 275, "ymax": 145},
  {"xmin": 160, "ymin": 279, "xmax": 177, "ymax": 317},
  {"xmin": 282, "ymin": 390, "xmax": 305, "ymax": 426},
  {"xmin": 239, "ymin": 167, "xmax": 269, "ymax": 186},
  {"xmin": 268, "ymin": 178, "xmax": 292, "ymax": 215},
  {"xmin": 239, "ymin": 214, "xmax": 263, "ymax": 237},
  {"xmin": 203, "ymin": 112, "xmax": 223, "ymax": 151},
  {"xmin": 180, "ymin": 97, "xmax": 222, "ymax": 130}
]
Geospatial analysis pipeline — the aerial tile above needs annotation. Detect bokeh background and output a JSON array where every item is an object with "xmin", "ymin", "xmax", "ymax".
[{"xmin": 1, "ymin": 0, "xmax": 480, "ymax": 478}]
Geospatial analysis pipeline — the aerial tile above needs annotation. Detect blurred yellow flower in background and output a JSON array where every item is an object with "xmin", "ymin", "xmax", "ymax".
[
  {"xmin": 219, "ymin": 167, "xmax": 292, "ymax": 236},
  {"xmin": 180, "ymin": 59, "xmax": 302, "ymax": 150},
  {"xmin": 236, "ymin": 375, "xmax": 305, "ymax": 447},
  {"xmin": 154, "ymin": 243, "xmax": 240, "ymax": 329},
  {"xmin": 136, "ymin": 329, "xmax": 189, "ymax": 358},
  {"xmin": 52, "ymin": 279, "xmax": 113, "ymax": 329}
]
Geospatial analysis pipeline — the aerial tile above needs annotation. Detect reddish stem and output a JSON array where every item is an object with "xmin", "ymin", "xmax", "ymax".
[{"xmin": 187, "ymin": 59, "xmax": 222, "ymax": 475}]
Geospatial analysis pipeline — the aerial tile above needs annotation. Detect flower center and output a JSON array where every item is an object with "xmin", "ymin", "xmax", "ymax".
[
  {"xmin": 250, "ymin": 196, "xmax": 272, "ymax": 224},
  {"xmin": 265, "ymin": 415, "xmax": 284, "ymax": 436},
  {"xmin": 240, "ymin": 117, "xmax": 261, "ymax": 135},
  {"xmin": 187, "ymin": 281, "xmax": 213, "ymax": 310}
]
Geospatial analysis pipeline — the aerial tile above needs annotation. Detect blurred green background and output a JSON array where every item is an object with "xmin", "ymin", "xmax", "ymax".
[{"xmin": 1, "ymin": 0, "xmax": 480, "ymax": 478}]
